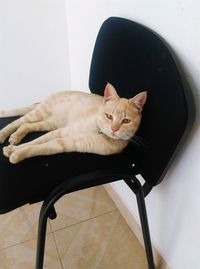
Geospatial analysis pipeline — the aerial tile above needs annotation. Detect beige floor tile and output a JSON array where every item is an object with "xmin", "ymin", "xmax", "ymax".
[
  {"xmin": 0, "ymin": 186, "xmax": 147, "ymax": 269},
  {"xmin": 98, "ymin": 215, "xmax": 147, "ymax": 269},
  {"xmin": 0, "ymin": 233, "xmax": 62, "ymax": 269},
  {"xmin": 0, "ymin": 202, "xmax": 51, "ymax": 249},
  {"xmin": 54, "ymin": 210, "xmax": 120, "ymax": 269},
  {"xmin": 50, "ymin": 186, "xmax": 116, "ymax": 231}
]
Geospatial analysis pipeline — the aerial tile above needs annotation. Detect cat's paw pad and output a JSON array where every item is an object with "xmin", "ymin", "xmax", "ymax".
[
  {"xmin": 3, "ymin": 145, "xmax": 16, "ymax": 157},
  {"xmin": 9, "ymin": 133, "xmax": 21, "ymax": 145}
]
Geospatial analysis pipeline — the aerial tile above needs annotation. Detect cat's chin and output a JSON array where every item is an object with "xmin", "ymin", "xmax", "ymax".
[
  {"xmin": 105, "ymin": 132, "xmax": 129, "ymax": 141},
  {"xmin": 108, "ymin": 134, "xmax": 119, "ymax": 140}
]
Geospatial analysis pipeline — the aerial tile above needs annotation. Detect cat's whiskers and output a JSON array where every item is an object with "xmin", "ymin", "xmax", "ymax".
[
  {"xmin": 134, "ymin": 135, "xmax": 147, "ymax": 146},
  {"xmin": 130, "ymin": 135, "xmax": 149, "ymax": 152}
]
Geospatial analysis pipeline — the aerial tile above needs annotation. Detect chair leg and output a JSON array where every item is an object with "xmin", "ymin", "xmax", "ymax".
[
  {"xmin": 136, "ymin": 187, "xmax": 155, "ymax": 269},
  {"xmin": 35, "ymin": 205, "xmax": 57, "ymax": 269}
]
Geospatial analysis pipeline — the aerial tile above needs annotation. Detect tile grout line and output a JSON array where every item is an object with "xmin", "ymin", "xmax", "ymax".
[
  {"xmin": 97, "ymin": 211, "xmax": 121, "ymax": 268},
  {"xmin": 0, "ymin": 209, "xmax": 118, "ymax": 252},
  {"xmin": 0, "ymin": 220, "xmax": 52, "ymax": 252},
  {"xmin": 52, "ymin": 208, "xmax": 121, "ymax": 269},
  {"xmin": 0, "ymin": 233, "xmax": 49, "ymax": 252},
  {"xmin": 0, "ymin": 231, "xmax": 64, "ymax": 269},
  {"xmin": 51, "ymin": 231, "xmax": 65, "ymax": 269},
  {"xmin": 51, "ymin": 208, "xmax": 118, "ymax": 233}
]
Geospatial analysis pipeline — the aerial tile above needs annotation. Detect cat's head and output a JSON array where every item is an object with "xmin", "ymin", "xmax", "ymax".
[{"xmin": 97, "ymin": 83, "xmax": 147, "ymax": 141}]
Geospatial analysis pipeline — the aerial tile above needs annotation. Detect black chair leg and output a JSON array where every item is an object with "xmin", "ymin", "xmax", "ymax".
[
  {"xmin": 136, "ymin": 187, "xmax": 155, "ymax": 269},
  {"xmin": 35, "ymin": 205, "xmax": 57, "ymax": 269}
]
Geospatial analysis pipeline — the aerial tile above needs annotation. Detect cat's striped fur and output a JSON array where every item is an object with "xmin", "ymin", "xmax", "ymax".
[{"xmin": 0, "ymin": 83, "xmax": 147, "ymax": 164}]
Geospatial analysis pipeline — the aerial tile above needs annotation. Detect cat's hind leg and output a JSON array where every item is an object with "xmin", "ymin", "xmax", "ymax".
[
  {"xmin": 0, "ymin": 118, "xmax": 26, "ymax": 144},
  {"xmin": 9, "ymin": 120, "xmax": 56, "ymax": 145},
  {"xmin": 0, "ymin": 103, "xmax": 51, "ymax": 144}
]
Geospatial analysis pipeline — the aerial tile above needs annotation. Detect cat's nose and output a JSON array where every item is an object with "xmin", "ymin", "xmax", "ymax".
[{"xmin": 111, "ymin": 126, "xmax": 119, "ymax": 133}]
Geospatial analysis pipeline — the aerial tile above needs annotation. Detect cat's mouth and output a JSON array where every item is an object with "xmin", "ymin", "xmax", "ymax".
[
  {"xmin": 98, "ymin": 126, "xmax": 130, "ymax": 140},
  {"xmin": 99, "ymin": 129, "xmax": 118, "ymax": 140},
  {"xmin": 110, "ymin": 131, "xmax": 133, "ymax": 141},
  {"xmin": 106, "ymin": 131, "xmax": 127, "ymax": 141}
]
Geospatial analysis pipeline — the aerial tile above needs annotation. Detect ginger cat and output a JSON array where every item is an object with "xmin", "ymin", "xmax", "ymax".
[{"xmin": 0, "ymin": 83, "xmax": 147, "ymax": 164}]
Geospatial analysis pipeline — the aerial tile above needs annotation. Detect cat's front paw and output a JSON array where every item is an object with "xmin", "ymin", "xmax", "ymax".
[
  {"xmin": 9, "ymin": 133, "xmax": 21, "ymax": 145},
  {"xmin": 0, "ymin": 131, "xmax": 6, "ymax": 144},
  {"xmin": 9, "ymin": 151, "xmax": 21, "ymax": 164},
  {"xmin": 3, "ymin": 145, "xmax": 16, "ymax": 157}
]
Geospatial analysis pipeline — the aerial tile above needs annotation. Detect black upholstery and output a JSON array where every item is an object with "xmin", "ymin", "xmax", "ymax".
[
  {"xmin": 0, "ymin": 17, "xmax": 195, "ymax": 269},
  {"xmin": 0, "ymin": 117, "xmax": 133, "ymax": 213},
  {"xmin": 89, "ymin": 17, "xmax": 195, "ymax": 186}
]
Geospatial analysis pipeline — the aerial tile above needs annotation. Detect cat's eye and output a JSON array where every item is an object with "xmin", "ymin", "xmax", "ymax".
[
  {"xmin": 122, "ymin": 118, "xmax": 131, "ymax": 124},
  {"xmin": 105, "ymin": 113, "xmax": 113, "ymax": 120}
]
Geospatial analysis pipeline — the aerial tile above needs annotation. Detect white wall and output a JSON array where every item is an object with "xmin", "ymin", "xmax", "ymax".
[
  {"xmin": 0, "ymin": 0, "xmax": 70, "ymax": 109},
  {"xmin": 1, "ymin": 1, "xmax": 200, "ymax": 267},
  {"xmin": 65, "ymin": 1, "xmax": 200, "ymax": 268}
]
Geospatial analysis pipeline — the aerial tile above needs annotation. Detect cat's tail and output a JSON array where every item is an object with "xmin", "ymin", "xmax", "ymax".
[{"xmin": 0, "ymin": 103, "xmax": 39, "ymax": 118}]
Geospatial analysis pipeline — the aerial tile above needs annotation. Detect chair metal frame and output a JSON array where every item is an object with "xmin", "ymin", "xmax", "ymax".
[{"xmin": 36, "ymin": 170, "xmax": 155, "ymax": 269}]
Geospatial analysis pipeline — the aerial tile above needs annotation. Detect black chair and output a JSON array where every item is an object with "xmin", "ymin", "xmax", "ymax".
[{"xmin": 0, "ymin": 17, "xmax": 195, "ymax": 269}]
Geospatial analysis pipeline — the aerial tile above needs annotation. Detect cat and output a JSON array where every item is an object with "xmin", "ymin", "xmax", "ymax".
[{"xmin": 0, "ymin": 83, "xmax": 147, "ymax": 164}]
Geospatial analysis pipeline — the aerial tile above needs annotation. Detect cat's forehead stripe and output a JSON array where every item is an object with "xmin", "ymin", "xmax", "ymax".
[{"xmin": 114, "ymin": 99, "xmax": 132, "ymax": 117}]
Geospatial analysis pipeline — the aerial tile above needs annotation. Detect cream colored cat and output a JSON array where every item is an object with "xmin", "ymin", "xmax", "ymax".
[{"xmin": 0, "ymin": 83, "xmax": 147, "ymax": 164}]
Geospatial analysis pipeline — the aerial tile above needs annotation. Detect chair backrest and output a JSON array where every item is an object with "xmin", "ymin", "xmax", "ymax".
[{"xmin": 89, "ymin": 17, "xmax": 195, "ymax": 187}]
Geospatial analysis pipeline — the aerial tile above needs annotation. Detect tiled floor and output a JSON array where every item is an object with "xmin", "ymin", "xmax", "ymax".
[{"xmin": 0, "ymin": 186, "xmax": 147, "ymax": 269}]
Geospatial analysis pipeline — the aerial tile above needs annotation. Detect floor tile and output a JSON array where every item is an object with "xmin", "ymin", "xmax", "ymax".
[
  {"xmin": 54, "ymin": 210, "xmax": 120, "ymax": 269},
  {"xmin": 0, "ymin": 185, "xmax": 147, "ymax": 269},
  {"xmin": 0, "ymin": 233, "xmax": 63, "ymax": 269},
  {"xmin": 50, "ymin": 186, "xmax": 116, "ymax": 231},
  {"xmin": 0, "ymin": 202, "xmax": 51, "ymax": 249},
  {"xmin": 98, "ymin": 214, "xmax": 147, "ymax": 269}
]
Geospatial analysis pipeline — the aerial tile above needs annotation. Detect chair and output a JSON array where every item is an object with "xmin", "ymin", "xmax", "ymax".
[{"xmin": 0, "ymin": 17, "xmax": 195, "ymax": 269}]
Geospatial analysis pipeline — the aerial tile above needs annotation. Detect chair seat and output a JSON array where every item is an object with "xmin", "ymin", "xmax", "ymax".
[{"xmin": 0, "ymin": 116, "xmax": 134, "ymax": 213}]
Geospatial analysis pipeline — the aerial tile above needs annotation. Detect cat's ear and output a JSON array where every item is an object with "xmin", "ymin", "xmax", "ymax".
[
  {"xmin": 129, "ymin": 91, "xmax": 147, "ymax": 113},
  {"xmin": 104, "ymin": 83, "xmax": 119, "ymax": 102}
]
